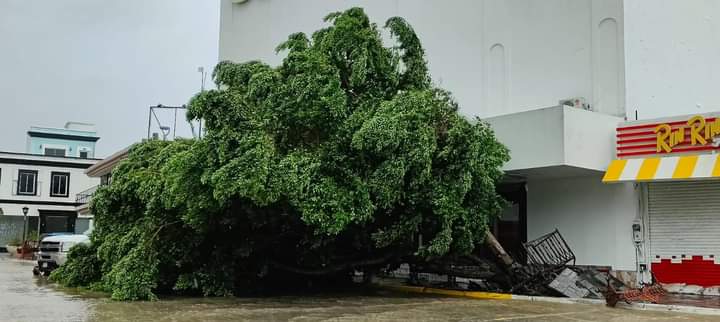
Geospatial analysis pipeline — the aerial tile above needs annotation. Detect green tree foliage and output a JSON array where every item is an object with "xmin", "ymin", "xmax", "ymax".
[{"xmin": 53, "ymin": 8, "xmax": 509, "ymax": 300}]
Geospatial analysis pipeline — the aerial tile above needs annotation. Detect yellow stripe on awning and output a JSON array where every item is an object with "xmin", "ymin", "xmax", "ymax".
[
  {"xmin": 602, "ymin": 159, "xmax": 627, "ymax": 182},
  {"xmin": 603, "ymin": 155, "xmax": 720, "ymax": 183}
]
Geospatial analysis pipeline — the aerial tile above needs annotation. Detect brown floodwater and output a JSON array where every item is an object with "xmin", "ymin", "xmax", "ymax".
[{"xmin": 1, "ymin": 256, "xmax": 717, "ymax": 322}]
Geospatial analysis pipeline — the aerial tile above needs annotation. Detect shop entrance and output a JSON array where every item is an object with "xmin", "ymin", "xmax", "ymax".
[
  {"xmin": 39, "ymin": 210, "xmax": 77, "ymax": 234},
  {"xmin": 494, "ymin": 183, "xmax": 527, "ymax": 259},
  {"xmin": 648, "ymin": 181, "xmax": 720, "ymax": 288}
]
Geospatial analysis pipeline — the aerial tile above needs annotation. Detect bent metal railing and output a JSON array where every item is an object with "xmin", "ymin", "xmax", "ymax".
[
  {"xmin": 76, "ymin": 185, "xmax": 99, "ymax": 204},
  {"xmin": 523, "ymin": 228, "xmax": 576, "ymax": 267}
]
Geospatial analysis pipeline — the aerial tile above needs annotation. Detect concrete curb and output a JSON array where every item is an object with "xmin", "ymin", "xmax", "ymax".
[
  {"xmin": 381, "ymin": 285, "xmax": 512, "ymax": 300},
  {"xmin": 616, "ymin": 302, "xmax": 720, "ymax": 316},
  {"xmin": 380, "ymin": 284, "xmax": 720, "ymax": 316}
]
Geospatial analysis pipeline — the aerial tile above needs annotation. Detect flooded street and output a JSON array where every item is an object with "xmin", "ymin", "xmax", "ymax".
[{"xmin": 0, "ymin": 256, "xmax": 717, "ymax": 322}]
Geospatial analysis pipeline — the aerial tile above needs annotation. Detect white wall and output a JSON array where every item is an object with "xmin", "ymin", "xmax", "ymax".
[
  {"xmin": 563, "ymin": 107, "xmax": 621, "ymax": 171},
  {"xmin": 0, "ymin": 161, "xmax": 99, "ymax": 217},
  {"xmin": 486, "ymin": 106, "xmax": 621, "ymax": 174},
  {"xmin": 219, "ymin": 0, "xmax": 625, "ymax": 118},
  {"xmin": 625, "ymin": 0, "xmax": 720, "ymax": 120},
  {"xmin": 527, "ymin": 176, "xmax": 639, "ymax": 270}
]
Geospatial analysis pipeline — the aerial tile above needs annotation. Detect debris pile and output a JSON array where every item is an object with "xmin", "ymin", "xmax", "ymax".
[{"xmin": 384, "ymin": 229, "xmax": 665, "ymax": 306}]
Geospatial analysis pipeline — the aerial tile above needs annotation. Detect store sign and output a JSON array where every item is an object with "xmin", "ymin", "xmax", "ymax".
[
  {"xmin": 655, "ymin": 115, "xmax": 720, "ymax": 153},
  {"xmin": 616, "ymin": 114, "xmax": 720, "ymax": 158}
]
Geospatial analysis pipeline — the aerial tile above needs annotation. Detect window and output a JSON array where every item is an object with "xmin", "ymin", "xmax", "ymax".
[
  {"xmin": 50, "ymin": 172, "xmax": 70, "ymax": 197},
  {"xmin": 44, "ymin": 148, "xmax": 66, "ymax": 157},
  {"xmin": 100, "ymin": 174, "xmax": 112, "ymax": 186},
  {"xmin": 17, "ymin": 170, "xmax": 38, "ymax": 195},
  {"xmin": 79, "ymin": 151, "xmax": 88, "ymax": 159}
]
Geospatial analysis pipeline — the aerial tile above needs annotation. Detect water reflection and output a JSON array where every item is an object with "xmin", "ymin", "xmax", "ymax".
[{"xmin": 1, "ymin": 257, "xmax": 715, "ymax": 322}]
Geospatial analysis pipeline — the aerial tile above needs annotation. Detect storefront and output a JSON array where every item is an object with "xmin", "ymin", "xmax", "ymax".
[{"xmin": 603, "ymin": 112, "xmax": 720, "ymax": 290}]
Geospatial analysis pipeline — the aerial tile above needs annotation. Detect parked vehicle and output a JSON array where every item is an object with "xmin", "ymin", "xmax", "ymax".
[{"xmin": 32, "ymin": 234, "xmax": 89, "ymax": 276}]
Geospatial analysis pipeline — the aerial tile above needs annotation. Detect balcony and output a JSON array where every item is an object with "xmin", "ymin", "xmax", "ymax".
[{"xmin": 76, "ymin": 185, "xmax": 98, "ymax": 204}]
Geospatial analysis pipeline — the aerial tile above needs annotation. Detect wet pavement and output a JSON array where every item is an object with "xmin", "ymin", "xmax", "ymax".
[
  {"xmin": 662, "ymin": 293, "xmax": 720, "ymax": 309},
  {"xmin": 0, "ymin": 256, "xmax": 718, "ymax": 322}
]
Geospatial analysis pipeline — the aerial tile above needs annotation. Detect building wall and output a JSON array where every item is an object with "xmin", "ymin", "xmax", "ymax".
[
  {"xmin": 27, "ymin": 136, "xmax": 96, "ymax": 158},
  {"xmin": 219, "ymin": 0, "xmax": 625, "ymax": 118},
  {"xmin": 527, "ymin": 176, "xmax": 639, "ymax": 271},
  {"xmin": 0, "ymin": 157, "xmax": 100, "ymax": 219},
  {"xmin": 0, "ymin": 215, "xmax": 24, "ymax": 245},
  {"xmin": 624, "ymin": 0, "xmax": 720, "ymax": 120},
  {"xmin": 74, "ymin": 218, "xmax": 92, "ymax": 235}
]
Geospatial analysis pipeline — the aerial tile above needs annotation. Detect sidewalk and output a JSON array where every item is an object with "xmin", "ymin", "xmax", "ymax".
[{"xmin": 379, "ymin": 284, "xmax": 720, "ymax": 317}]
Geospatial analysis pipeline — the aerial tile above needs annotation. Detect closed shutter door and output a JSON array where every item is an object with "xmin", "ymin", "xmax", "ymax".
[{"xmin": 648, "ymin": 181, "xmax": 720, "ymax": 287}]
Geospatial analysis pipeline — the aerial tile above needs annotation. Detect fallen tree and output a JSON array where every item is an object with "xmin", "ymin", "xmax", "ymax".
[{"xmin": 51, "ymin": 7, "xmax": 509, "ymax": 300}]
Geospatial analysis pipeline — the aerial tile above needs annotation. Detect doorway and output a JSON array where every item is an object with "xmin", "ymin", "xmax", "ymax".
[
  {"xmin": 38, "ymin": 210, "xmax": 77, "ymax": 234},
  {"xmin": 494, "ymin": 183, "xmax": 527, "ymax": 259}
]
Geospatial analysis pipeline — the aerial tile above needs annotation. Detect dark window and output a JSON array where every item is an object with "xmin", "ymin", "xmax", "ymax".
[
  {"xmin": 50, "ymin": 172, "xmax": 70, "ymax": 197},
  {"xmin": 17, "ymin": 170, "xmax": 38, "ymax": 195},
  {"xmin": 79, "ymin": 151, "xmax": 88, "ymax": 159},
  {"xmin": 100, "ymin": 174, "xmax": 111, "ymax": 186},
  {"xmin": 44, "ymin": 148, "xmax": 66, "ymax": 157}
]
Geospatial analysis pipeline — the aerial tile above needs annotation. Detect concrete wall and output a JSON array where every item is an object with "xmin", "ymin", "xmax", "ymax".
[
  {"xmin": 562, "ymin": 107, "xmax": 621, "ymax": 171},
  {"xmin": 486, "ymin": 107, "xmax": 565, "ymax": 171},
  {"xmin": 624, "ymin": 0, "xmax": 720, "ymax": 120},
  {"xmin": 0, "ymin": 216, "xmax": 23, "ymax": 245},
  {"xmin": 219, "ymin": 0, "xmax": 625, "ymax": 118},
  {"xmin": 486, "ymin": 106, "xmax": 621, "ymax": 174},
  {"xmin": 74, "ymin": 218, "xmax": 91, "ymax": 235},
  {"xmin": 27, "ymin": 136, "xmax": 96, "ymax": 158},
  {"xmin": 0, "ymin": 156, "xmax": 100, "ymax": 219},
  {"xmin": 527, "ymin": 176, "xmax": 639, "ymax": 271}
]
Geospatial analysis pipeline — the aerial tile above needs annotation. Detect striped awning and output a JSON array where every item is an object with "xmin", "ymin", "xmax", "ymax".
[{"xmin": 603, "ymin": 154, "xmax": 720, "ymax": 183}]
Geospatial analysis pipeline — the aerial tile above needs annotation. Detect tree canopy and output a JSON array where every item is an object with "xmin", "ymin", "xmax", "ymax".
[{"xmin": 51, "ymin": 7, "xmax": 509, "ymax": 300}]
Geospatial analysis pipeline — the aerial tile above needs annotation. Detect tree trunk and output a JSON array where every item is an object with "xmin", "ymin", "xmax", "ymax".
[{"xmin": 484, "ymin": 231, "xmax": 514, "ymax": 268}]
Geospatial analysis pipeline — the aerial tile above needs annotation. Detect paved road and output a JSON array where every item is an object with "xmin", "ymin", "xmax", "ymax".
[{"xmin": 0, "ymin": 256, "xmax": 716, "ymax": 321}]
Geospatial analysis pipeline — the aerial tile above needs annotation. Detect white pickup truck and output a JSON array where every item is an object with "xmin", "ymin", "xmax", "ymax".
[{"xmin": 33, "ymin": 234, "xmax": 90, "ymax": 276}]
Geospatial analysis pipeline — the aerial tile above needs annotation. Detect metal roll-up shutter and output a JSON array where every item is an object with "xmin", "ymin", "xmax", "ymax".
[{"xmin": 648, "ymin": 181, "xmax": 720, "ymax": 287}]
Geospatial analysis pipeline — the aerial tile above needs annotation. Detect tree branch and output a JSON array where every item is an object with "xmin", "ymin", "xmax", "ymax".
[{"xmin": 269, "ymin": 253, "xmax": 394, "ymax": 276}]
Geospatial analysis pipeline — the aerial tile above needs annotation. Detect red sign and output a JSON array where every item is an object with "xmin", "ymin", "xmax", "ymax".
[{"xmin": 617, "ymin": 115, "xmax": 720, "ymax": 158}]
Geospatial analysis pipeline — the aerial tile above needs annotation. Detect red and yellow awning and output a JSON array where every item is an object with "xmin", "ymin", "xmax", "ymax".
[{"xmin": 603, "ymin": 154, "xmax": 720, "ymax": 183}]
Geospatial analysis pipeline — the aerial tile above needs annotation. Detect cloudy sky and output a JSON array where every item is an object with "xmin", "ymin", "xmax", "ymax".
[{"xmin": 0, "ymin": 1, "xmax": 220, "ymax": 157}]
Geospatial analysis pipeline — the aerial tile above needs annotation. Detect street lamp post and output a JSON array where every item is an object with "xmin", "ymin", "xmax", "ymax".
[{"xmin": 22, "ymin": 206, "xmax": 29, "ymax": 243}]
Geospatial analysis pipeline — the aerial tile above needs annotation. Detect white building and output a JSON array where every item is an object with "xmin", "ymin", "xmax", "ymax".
[
  {"xmin": 219, "ymin": 0, "xmax": 720, "ymax": 290},
  {"xmin": 0, "ymin": 151, "xmax": 100, "ymax": 246},
  {"xmin": 77, "ymin": 146, "xmax": 130, "ymax": 218}
]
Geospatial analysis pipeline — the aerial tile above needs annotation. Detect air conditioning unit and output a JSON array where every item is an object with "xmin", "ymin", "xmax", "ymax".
[{"xmin": 559, "ymin": 97, "xmax": 591, "ymax": 111}]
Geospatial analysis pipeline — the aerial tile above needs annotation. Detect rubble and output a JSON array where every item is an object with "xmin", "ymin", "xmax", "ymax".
[{"xmin": 383, "ymin": 228, "xmax": 666, "ymax": 307}]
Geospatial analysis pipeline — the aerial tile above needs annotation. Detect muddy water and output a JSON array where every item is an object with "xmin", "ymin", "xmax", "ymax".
[{"xmin": 1, "ymin": 256, "xmax": 716, "ymax": 322}]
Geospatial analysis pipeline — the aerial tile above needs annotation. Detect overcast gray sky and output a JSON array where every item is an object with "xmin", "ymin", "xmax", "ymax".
[{"xmin": 0, "ymin": 0, "xmax": 220, "ymax": 157}]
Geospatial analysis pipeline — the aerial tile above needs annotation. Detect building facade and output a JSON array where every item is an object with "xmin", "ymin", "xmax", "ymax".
[
  {"xmin": 602, "ymin": 113, "xmax": 720, "ymax": 292},
  {"xmin": 219, "ymin": 0, "xmax": 720, "ymax": 290},
  {"xmin": 0, "ymin": 151, "xmax": 100, "ymax": 246},
  {"xmin": 27, "ymin": 122, "xmax": 99, "ymax": 158},
  {"xmin": 76, "ymin": 146, "xmax": 130, "ymax": 218}
]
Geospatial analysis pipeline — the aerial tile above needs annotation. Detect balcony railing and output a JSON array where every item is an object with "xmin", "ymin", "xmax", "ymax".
[{"xmin": 76, "ymin": 185, "xmax": 99, "ymax": 204}]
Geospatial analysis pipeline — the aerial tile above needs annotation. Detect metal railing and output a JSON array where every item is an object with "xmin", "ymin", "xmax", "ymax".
[
  {"xmin": 76, "ymin": 185, "xmax": 99, "ymax": 204},
  {"xmin": 523, "ymin": 228, "xmax": 576, "ymax": 267}
]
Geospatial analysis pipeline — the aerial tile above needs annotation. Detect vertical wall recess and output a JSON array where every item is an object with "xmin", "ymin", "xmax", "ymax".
[
  {"xmin": 487, "ymin": 43, "xmax": 507, "ymax": 115},
  {"xmin": 595, "ymin": 17, "xmax": 622, "ymax": 116}
]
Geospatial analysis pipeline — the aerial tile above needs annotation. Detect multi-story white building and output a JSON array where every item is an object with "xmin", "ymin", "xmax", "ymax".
[
  {"xmin": 219, "ymin": 0, "xmax": 720, "ymax": 290},
  {"xmin": 0, "ymin": 151, "xmax": 99, "ymax": 246}
]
